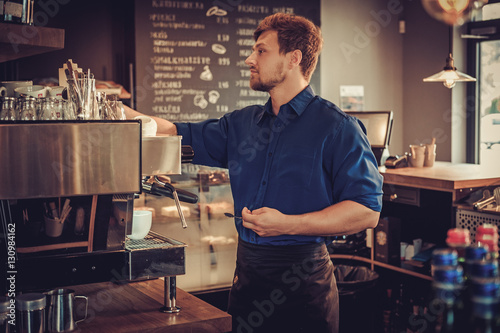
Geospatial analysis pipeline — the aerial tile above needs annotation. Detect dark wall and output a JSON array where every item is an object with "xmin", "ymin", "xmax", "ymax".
[{"xmin": 1, "ymin": 0, "xmax": 135, "ymax": 90}]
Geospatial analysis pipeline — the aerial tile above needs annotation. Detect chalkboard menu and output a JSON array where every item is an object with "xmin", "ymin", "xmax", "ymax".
[{"xmin": 134, "ymin": 0, "xmax": 321, "ymax": 121}]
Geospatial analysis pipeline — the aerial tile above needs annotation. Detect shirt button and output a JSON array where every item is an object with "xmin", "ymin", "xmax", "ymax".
[
  {"xmin": 262, "ymin": 181, "xmax": 266, "ymax": 185},
  {"xmin": 268, "ymin": 152, "xmax": 272, "ymax": 157}
]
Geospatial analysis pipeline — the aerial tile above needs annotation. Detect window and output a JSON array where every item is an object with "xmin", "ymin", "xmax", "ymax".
[{"xmin": 466, "ymin": 1, "xmax": 500, "ymax": 165}]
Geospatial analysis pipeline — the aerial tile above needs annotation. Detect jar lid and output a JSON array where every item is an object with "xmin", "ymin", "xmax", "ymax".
[
  {"xmin": 16, "ymin": 293, "xmax": 46, "ymax": 311},
  {"xmin": 477, "ymin": 237, "xmax": 499, "ymax": 253},
  {"xmin": 477, "ymin": 224, "xmax": 498, "ymax": 236},
  {"xmin": 0, "ymin": 296, "xmax": 10, "ymax": 312},
  {"xmin": 446, "ymin": 228, "xmax": 470, "ymax": 245}
]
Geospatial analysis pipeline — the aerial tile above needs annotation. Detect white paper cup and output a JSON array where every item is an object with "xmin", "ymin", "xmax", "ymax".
[
  {"xmin": 129, "ymin": 210, "xmax": 152, "ymax": 239},
  {"xmin": 400, "ymin": 242, "xmax": 409, "ymax": 260},
  {"xmin": 405, "ymin": 244, "xmax": 415, "ymax": 260},
  {"xmin": 424, "ymin": 144, "xmax": 436, "ymax": 167},
  {"xmin": 44, "ymin": 215, "xmax": 64, "ymax": 237},
  {"xmin": 409, "ymin": 145, "xmax": 425, "ymax": 167},
  {"xmin": 134, "ymin": 116, "xmax": 157, "ymax": 137}
]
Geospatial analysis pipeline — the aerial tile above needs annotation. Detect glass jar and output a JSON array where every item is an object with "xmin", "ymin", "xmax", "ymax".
[
  {"xmin": 39, "ymin": 98, "xmax": 58, "ymax": 120},
  {"xmin": 19, "ymin": 97, "xmax": 37, "ymax": 121},
  {"xmin": 0, "ymin": 97, "xmax": 18, "ymax": 121}
]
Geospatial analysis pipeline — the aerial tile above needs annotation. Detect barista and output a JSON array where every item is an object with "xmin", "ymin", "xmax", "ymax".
[{"xmin": 125, "ymin": 12, "xmax": 383, "ymax": 333}]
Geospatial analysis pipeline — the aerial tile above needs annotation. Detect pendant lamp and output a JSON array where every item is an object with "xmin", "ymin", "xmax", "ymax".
[
  {"xmin": 423, "ymin": 27, "xmax": 476, "ymax": 88},
  {"xmin": 421, "ymin": 0, "xmax": 488, "ymax": 26}
]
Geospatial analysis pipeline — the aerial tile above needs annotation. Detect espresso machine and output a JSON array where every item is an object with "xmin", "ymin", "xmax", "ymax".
[{"xmin": 0, "ymin": 120, "xmax": 197, "ymax": 313}]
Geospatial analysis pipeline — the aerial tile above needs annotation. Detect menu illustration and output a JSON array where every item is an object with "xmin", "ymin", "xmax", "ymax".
[{"xmin": 135, "ymin": 0, "xmax": 321, "ymax": 121}]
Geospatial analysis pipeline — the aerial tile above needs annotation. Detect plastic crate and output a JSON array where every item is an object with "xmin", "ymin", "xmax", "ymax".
[{"xmin": 456, "ymin": 208, "xmax": 500, "ymax": 246}]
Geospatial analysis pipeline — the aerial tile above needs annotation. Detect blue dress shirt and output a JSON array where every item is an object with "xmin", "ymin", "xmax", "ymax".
[{"xmin": 175, "ymin": 86, "xmax": 383, "ymax": 245}]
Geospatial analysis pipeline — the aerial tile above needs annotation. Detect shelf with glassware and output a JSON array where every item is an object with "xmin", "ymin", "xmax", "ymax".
[
  {"xmin": 142, "ymin": 165, "xmax": 237, "ymax": 293},
  {"xmin": 0, "ymin": 22, "xmax": 64, "ymax": 63}
]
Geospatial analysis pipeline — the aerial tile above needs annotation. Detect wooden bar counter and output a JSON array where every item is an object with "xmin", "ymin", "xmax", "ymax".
[
  {"xmin": 379, "ymin": 161, "xmax": 500, "ymax": 201},
  {"xmin": 68, "ymin": 278, "xmax": 232, "ymax": 332}
]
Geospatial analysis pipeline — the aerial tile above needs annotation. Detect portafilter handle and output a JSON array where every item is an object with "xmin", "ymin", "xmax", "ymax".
[{"xmin": 141, "ymin": 177, "xmax": 198, "ymax": 229}]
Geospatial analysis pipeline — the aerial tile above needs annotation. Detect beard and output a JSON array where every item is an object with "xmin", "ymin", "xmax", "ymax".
[{"xmin": 249, "ymin": 61, "xmax": 286, "ymax": 92}]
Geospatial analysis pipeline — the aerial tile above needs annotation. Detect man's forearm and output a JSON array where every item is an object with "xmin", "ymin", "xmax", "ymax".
[
  {"xmin": 290, "ymin": 201, "xmax": 380, "ymax": 236},
  {"xmin": 241, "ymin": 201, "xmax": 380, "ymax": 238}
]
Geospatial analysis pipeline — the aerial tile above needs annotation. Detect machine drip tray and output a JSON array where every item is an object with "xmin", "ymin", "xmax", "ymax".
[
  {"xmin": 125, "ymin": 231, "xmax": 187, "ymax": 280},
  {"xmin": 125, "ymin": 232, "xmax": 186, "ymax": 251}
]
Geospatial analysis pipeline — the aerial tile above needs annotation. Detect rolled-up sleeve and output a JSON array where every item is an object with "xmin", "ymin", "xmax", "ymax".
[
  {"xmin": 175, "ymin": 115, "xmax": 230, "ymax": 168},
  {"xmin": 330, "ymin": 117, "xmax": 384, "ymax": 212}
]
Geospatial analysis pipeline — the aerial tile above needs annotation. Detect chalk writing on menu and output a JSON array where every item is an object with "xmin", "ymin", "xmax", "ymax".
[{"xmin": 135, "ymin": 0, "xmax": 321, "ymax": 122}]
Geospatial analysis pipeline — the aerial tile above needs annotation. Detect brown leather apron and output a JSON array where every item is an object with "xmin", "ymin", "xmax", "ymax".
[{"xmin": 228, "ymin": 238, "xmax": 339, "ymax": 333}]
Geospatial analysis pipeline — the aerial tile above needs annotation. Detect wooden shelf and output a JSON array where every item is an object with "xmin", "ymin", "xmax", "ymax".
[
  {"xmin": 330, "ymin": 254, "xmax": 433, "ymax": 281},
  {"xmin": 16, "ymin": 195, "xmax": 97, "ymax": 254},
  {"xmin": 0, "ymin": 22, "xmax": 64, "ymax": 62}
]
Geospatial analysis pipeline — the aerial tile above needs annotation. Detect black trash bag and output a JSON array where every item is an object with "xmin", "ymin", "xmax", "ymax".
[
  {"xmin": 334, "ymin": 265, "xmax": 380, "ymax": 333},
  {"xmin": 334, "ymin": 264, "xmax": 379, "ymax": 291}
]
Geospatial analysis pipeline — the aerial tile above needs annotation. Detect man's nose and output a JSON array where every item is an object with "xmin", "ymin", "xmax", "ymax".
[{"xmin": 245, "ymin": 53, "xmax": 254, "ymax": 66}]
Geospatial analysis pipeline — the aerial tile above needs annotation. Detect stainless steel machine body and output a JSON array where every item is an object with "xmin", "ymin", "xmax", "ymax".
[{"xmin": 0, "ymin": 121, "xmax": 194, "ymax": 306}]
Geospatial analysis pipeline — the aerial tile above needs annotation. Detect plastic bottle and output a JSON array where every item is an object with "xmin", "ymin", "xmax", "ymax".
[
  {"xmin": 430, "ymin": 264, "xmax": 464, "ymax": 333},
  {"xmin": 468, "ymin": 278, "xmax": 500, "ymax": 332}
]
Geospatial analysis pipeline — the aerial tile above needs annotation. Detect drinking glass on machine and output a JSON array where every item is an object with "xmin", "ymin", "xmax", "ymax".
[
  {"xmin": 0, "ymin": 97, "xmax": 18, "ymax": 121},
  {"xmin": 67, "ymin": 78, "xmax": 98, "ymax": 120},
  {"xmin": 39, "ymin": 98, "xmax": 59, "ymax": 120},
  {"xmin": 96, "ymin": 91, "xmax": 117, "ymax": 120},
  {"xmin": 19, "ymin": 96, "xmax": 37, "ymax": 121},
  {"xmin": 61, "ymin": 99, "xmax": 76, "ymax": 120}
]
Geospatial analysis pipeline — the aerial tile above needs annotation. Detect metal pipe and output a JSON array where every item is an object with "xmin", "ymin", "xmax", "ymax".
[{"xmin": 160, "ymin": 276, "xmax": 181, "ymax": 313}]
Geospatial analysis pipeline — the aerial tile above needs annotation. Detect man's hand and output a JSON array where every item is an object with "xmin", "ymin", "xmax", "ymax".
[
  {"xmin": 241, "ymin": 207, "xmax": 289, "ymax": 237},
  {"xmin": 240, "ymin": 201, "xmax": 380, "ymax": 238}
]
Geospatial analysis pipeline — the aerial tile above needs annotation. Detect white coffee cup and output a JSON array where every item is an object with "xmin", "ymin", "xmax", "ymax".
[
  {"xmin": 48, "ymin": 86, "xmax": 66, "ymax": 99},
  {"xmin": 15, "ymin": 85, "xmax": 48, "ymax": 98},
  {"xmin": 134, "ymin": 116, "xmax": 157, "ymax": 136},
  {"xmin": 129, "ymin": 210, "xmax": 152, "ymax": 239},
  {"xmin": 1, "ymin": 80, "xmax": 33, "ymax": 97}
]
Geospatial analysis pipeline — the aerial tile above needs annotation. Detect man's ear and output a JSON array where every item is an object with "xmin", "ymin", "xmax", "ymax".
[{"xmin": 289, "ymin": 49, "xmax": 302, "ymax": 67}]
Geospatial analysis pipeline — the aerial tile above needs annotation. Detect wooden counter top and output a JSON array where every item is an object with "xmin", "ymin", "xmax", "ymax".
[
  {"xmin": 379, "ymin": 161, "xmax": 500, "ymax": 194},
  {"xmin": 69, "ymin": 278, "xmax": 231, "ymax": 333}
]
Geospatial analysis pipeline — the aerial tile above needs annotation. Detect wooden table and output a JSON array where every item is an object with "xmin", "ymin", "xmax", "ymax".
[{"xmin": 69, "ymin": 278, "xmax": 232, "ymax": 332}]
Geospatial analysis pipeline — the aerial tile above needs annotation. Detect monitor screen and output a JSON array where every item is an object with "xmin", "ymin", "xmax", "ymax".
[{"xmin": 345, "ymin": 111, "xmax": 393, "ymax": 148}]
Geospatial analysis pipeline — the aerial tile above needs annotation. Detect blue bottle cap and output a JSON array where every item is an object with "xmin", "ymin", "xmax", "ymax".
[
  {"xmin": 471, "ymin": 278, "xmax": 500, "ymax": 298},
  {"xmin": 465, "ymin": 245, "xmax": 488, "ymax": 261},
  {"xmin": 469, "ymin": 260, "xmax": 499, "ymax": 279},
  {"xmin": 433, "ymin": 265, "xmax": 464, "ymax": 284},
  {"xmin": 432, "ymin": 248, "xmax": 458, "ymax": 266}
]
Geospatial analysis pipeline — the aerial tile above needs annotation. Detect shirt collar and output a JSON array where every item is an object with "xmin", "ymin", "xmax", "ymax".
[{"xmin": 257, "ymin": 85, "xmax": 315, "ymax": 124}]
